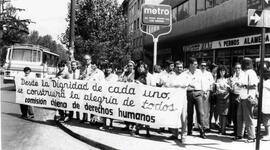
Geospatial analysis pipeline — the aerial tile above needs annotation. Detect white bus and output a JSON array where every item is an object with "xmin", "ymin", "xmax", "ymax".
[{"xmin": 2, "ymin": 44, "xmax": 59, "ymax": 83}]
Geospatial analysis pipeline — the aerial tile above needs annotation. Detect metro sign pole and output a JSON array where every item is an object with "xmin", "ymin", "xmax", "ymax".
[{"xmin": 140, "ymin": 4, "xmax": 172, "ymax": 67}]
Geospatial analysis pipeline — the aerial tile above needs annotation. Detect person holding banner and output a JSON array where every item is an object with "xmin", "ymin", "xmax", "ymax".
[
  {"xmin": 81, "ymin": 55, "xmax": 105, "ymax": 124},
  {"xmin": 65, "ymin": 60, "xmax": 81, "ymax": 122},
  {"xmin": 20, "ymin": 67, "xmax": 35, "ymax": 119},
  {"xmin": 99, "ymin": 63, "xmax": 119, "ymax": 130},
  {"xmin": 167, "ymin": 60, "xmax": 189, "ymax": 143},
  {"xmin": 119, "ymin": 60, "xmax": 135, "ymax": 131},
  {"xmin": 54, "ymin": 61, "xmax": 70, "ymax": 122},
  {"xmin": 80, "ymin": 54, "xmax": 93, "ymax": 123},
  {"xmin": 131, "ymin": 60, "xmax": 151, "ymax": 137},
  {"xmin": 182, "ymin": 57, "xmax": 206, "ymax": 139}
]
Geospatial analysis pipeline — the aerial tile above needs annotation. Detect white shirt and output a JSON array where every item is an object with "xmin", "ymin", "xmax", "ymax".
[
  {"xmin": 69, "ymin": 69, "xmax": 80, "ymax": 80},
  {"xmin": 231, "ymin": 70, "xmax": 244, "ymax": 94},
  {"xmin": 160, "ymin": 70, "xmax": 176, "ymax": 87},
  {"xmin": 105, "ymin": 73, "xmax": 118, "ymax": 82},
  {"xmin": 85, "ymin": 68, "xmax": 105, "ymax": 82},
  {"xmin": 263, "ymin": 79, "xmax": 270, "ymax": 114},
  {"xmin": 201, "ymin": 70, "xmax": 214, "ymax": 92},
  {"xmin": 239, "ymin": 69, "xmax": 259, "ymax": 99},
  {"xmin": 181, "ymin": 69, "xmax": 203, "ymax": 91}
]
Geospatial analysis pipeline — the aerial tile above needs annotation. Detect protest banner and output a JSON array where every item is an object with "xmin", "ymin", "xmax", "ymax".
[{"xmin": 15, "ymin": 77, "xmax": 186, "ymax": 128}]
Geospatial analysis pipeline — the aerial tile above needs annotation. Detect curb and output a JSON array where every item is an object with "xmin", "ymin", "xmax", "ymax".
[{"xmin": 55, "ymin": 121, "xmax": 118, "ymax": 150}]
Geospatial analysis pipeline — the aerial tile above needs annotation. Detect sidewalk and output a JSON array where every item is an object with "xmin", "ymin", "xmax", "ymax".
[{"xmin": 56, "ymin": 119, "xmax": 270, "ymax": 150}]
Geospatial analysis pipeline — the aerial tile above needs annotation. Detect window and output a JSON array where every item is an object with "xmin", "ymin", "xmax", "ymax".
[
  {"xmin": 12, "ymin": 49, "xmax": 32, "ymax": 62},
  {"xmin": 196, "ymin": 0, "xmax": 205, "ymax": 14},
  {"xmin": 189, "ymin": 0, "xmax": 196, "ymax": 16},
  {"xmin": 206, "ymin": 0, "xmax": 214, "ymax": 9},
  {"xmin": 177, "ymin": 5, "xmax": 183, "ymax": 21},
  {"xmin": 177, "ymin": 1, "xmax": 189, "ymax": 21},
  {"xmin": 172, "ymin": 7, "xmax": 177, "ymax": 23},
  {"xmin": 214, "ymin": 0, "xmax": 228, "ymax": 6},
  {"xmin": 137, "ymin": 18, "xmax": 139, "ymax": 29}
]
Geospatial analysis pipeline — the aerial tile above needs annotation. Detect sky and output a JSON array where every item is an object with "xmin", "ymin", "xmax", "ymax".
[{"xmin": 11, "ymin": 0, "xmax": 124, "ymax": 44}]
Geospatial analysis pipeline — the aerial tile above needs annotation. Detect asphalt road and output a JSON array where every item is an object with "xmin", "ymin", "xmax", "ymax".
[{"xmin": 1, "ymin": 76, "xmax": 98, "ymax": 150}]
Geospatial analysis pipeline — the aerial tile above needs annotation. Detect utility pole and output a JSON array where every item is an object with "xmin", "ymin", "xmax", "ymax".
[{"xmin": 69, "ymin": 0, "xmax": 75, "ymax": 61}]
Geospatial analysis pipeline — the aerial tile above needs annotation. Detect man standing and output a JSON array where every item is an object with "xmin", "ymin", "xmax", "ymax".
[
  {"xmin": 181, "ymin": 57, "xmax": 206, "ymax": 139},
  {"xmin": 174, "ymin": 60, "xmax": 184, "ymax": 75},
  {"xmin": 200, "ymin": 61, "xmax": 214, "ymax": 131},
  {"xmin": 167, "ymin": 60, "xmax": 188, "ymax": 143},
  {"xmin": 80, "ymin": 54, "xmax": 93, "ymax": 123},
  {"xmin": 65, "ymin": 60, "xmax": 81, "ymax": 122},
  {"xmin": 20, "ymin": 67, "xmax": 35, "ymax": 119}
]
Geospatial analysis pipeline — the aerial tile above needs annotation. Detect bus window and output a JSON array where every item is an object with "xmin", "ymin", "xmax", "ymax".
[
  {"xmin": 0, "ymin": 47, "xmax": 8, "ymax": 66},
  {"xmin": 12, "ymin": 49, "xmax": 32, "ymax": 62}
]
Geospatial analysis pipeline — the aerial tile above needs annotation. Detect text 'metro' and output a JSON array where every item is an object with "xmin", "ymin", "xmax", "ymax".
[{"xmin": 141, "ymin": 4, "xmax": 171, "ymax": 26}]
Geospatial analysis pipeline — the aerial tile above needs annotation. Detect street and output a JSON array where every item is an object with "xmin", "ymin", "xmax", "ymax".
[{"xmin": 0, "ymin": 76, "xmax": 98, "ymax": 150}]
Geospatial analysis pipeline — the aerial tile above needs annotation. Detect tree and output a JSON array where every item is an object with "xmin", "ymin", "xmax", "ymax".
[
  {"xmin": 26, "ymin": 30, "xmax": 69, "ymax": 61},
  {"xmin": 61, "ymin": 0, "xmax": 131, "ymax": 68},
  {"xmin": 0, "ymin": 1, "xmax": 31, "ymax": 47}
]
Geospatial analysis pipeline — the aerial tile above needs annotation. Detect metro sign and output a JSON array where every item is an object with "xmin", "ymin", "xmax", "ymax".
[{"xmin": 141, "ymin": 4, "xmax": 171, "ymax": 26}]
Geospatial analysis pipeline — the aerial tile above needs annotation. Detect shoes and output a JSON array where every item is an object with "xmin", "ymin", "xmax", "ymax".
[
  {"xmin": 99, "ymin": 126, "xmax": 106, "ymax": 131},
  {"xmin": 200, "ymin": 132, "xmax": 206, "ymax": 139},
  {"xmin": 262, "ymin": 136, "xmax": 270, "ymax": 141},
  {"xmin": 187, "ymin": 132, "xmax": 192, "ymax": 136},
  {"xmin": 28, "ymin": 114, "xmax": 34, "ymax": 119},
  {"xmin": 232, "ymin": 136, "xmax": 242, "ymax": 141},
  {"xmin": 245, "ymin": 138, "xmax": 255, "ymax": 143},
  {"xmin": 121, "ymin": 126, "xmax": 130, "ymax": 131},
  {"xmin": 21, "ymin": 115, "xmax": 28, "ymax": 119},
  {"xmin": 169, "ymin": 135, "xmax": 178, "ymax": 140},
  {"xmin": 64, "ymin": 116, "xmax": 70, "ymax": 122}
]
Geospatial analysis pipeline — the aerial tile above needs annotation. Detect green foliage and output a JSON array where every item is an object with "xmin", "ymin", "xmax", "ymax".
[
  {"xmin": 0, "ymin": 2, "xmax": 31, "ymax": 47},
  {"xmin": 61, "ymin": 0, "xmax": 131, "ymax": 68},
  {"xmin": 27, "ymin": 30, "xmax": 69, "ymax": 61}
]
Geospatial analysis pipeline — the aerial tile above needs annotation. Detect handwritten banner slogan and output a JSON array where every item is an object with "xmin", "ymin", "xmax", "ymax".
[{"xmin": 15, "ymin": 77, "xmax": 186, "ymax": 128}]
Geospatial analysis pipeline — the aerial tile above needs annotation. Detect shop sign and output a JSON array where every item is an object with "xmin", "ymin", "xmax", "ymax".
[
  {"xmin": 213, "ymin": 33, "xmax": 270, "ymax": 49},
  {"xmin": 183, "ymin": 33, "xmax": 270, "ymax": 52}
]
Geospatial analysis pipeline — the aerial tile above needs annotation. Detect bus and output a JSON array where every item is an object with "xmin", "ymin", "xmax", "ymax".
[{"xmin": 1, "ymin": 44, "xmax": 59, "ymax": 83}]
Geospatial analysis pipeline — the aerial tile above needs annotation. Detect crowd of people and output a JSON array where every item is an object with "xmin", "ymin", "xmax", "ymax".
[{"xmin": 20, "ymin": 54, "xmax": 270, "ymax": 144}]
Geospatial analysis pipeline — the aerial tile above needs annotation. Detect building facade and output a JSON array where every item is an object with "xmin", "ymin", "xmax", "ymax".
[
  {"xmin": 124, "ymin": 0, "xmax": 163, "ymax": 62},
  {"xmin": 143, "ymin": 0, "xmax": 270, "ymax": 72}
]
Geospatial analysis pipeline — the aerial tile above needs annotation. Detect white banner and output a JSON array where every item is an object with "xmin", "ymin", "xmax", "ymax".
[{"xmin": 15, "ymin": 77, "xmax": 186, "ymax": 128}]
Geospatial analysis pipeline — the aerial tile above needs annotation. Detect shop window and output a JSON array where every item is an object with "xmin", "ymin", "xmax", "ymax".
[
  {"xmin": 196, "ymin": 0, "xmax": 205, "ymax": 14},
  {"xmin": 172, "ymin": 7, "xmax": 177, "ymax": 23},
  {"xmin": 189, "ymin": 0, "xmax": 196, "ymax": 16},
  {"xmin": 177, "ymin": 1, "xmax": 189, "ymax": 21},
  {"xmin": 206, "ymin": 0, "xmax": 214, "ymax": 9}
]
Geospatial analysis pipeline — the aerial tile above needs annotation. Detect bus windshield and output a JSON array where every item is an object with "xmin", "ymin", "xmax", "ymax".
[{"xmin": 12, "ymin": 48, "xmax": 41, "ymax": 62}]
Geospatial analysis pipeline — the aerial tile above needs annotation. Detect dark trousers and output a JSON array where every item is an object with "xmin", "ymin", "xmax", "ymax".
[
  {"xmin": 20, "ymin": 104, "xmax": 34, "ymax": 117},
  {"xmin": 187, "ymin": 91, "xmax": 205, "ymax": 134},
  {"xmin": 230, "ymin": 93, "xmax": 240, "ymax": 135}
]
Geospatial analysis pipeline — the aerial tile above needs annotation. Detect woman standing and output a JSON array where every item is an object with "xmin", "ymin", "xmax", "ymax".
[
  {"xmin": 131, "ymin": 61, "xmax": 151, "ymax": 137},
  {"xmin": 215, "ymin": 65, "xmax": 231, "ymax": 135}
]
